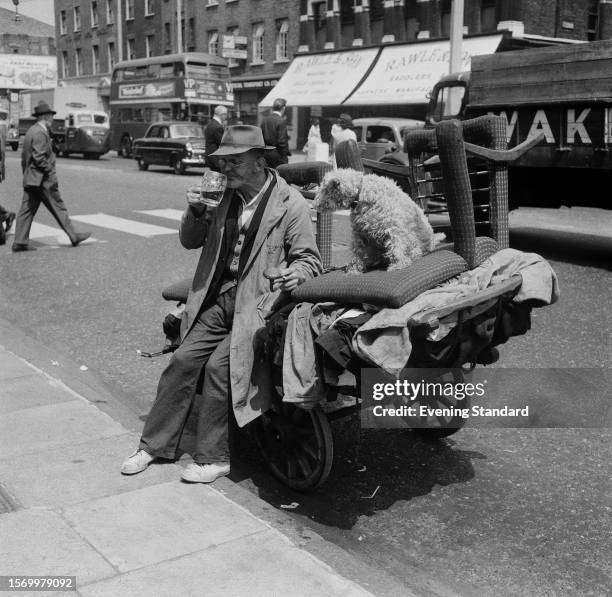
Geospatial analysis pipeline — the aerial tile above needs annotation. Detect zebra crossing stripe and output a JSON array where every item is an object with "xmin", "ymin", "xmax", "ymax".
[
  {"xmin": 70, "ymin": 213, "xmax": 177, "ymax": 237},
  {"xmin": 136, "ymin": 209, "xmax": 184, "ymax": 221}
]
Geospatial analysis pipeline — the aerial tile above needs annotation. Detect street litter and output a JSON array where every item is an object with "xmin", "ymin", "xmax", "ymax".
[
  {"xmin": 361, "ymin": 486, "xmax": 380, "ymax": 499},
  {"xmin": 280, "ymin": 502, "xmax": 299, "ymax": 509},
  {"xmin": 79, "ymin": 365, "xmax": 88, "ymax": 371}
]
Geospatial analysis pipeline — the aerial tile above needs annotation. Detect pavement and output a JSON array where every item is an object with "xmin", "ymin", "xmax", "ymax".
[{"xmin": 0, "ymin": 320, "xmax": 407, "ymax": 597}]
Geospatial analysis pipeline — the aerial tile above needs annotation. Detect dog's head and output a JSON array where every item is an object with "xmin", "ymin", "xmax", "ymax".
[{"xmin": 314, "ymin": 169, "xmax": 364, "ymax": 211}]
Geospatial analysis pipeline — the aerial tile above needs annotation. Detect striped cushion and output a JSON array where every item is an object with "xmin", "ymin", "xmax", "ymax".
[{"xmin": 292, "ymin": 250, "xmax": 468, "ymax": 308}]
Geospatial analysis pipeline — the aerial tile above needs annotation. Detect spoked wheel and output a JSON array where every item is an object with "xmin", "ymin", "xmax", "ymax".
[
  {"xmin": 254, "ymin": 403, "xmax": 333, "ymax": 492},
  {"xmin": 410, "ymin": 370, "xmax": 472, "ymax": 440}
]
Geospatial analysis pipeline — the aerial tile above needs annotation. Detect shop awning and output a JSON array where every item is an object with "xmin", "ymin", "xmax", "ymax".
[
  {"xmin": 343, "ymin": 34, "xmax": 503, "ymax": 105},
  {"xmin": 259, "ymin": 34, "xmax": 503, "ymax": 108},
  {"xmin": 258, "ymin": 47, "xmax": 380, "ymax": 107}
]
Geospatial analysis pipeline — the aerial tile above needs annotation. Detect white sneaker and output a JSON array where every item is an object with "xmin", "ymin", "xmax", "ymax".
[
  {"xmin": 181, "ymin": 462, "xmax": 230, "ymax": 483},
  {"xmin": 121, "ymin": 450, "xmax": 155, "ymax": 475}
]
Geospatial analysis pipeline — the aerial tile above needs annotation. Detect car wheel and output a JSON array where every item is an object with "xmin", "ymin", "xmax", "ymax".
[
  {"xmin": 120, "ymin": 136, "xmax": 132, "ymax": 158},
  {"xmin": 137, "ymin": 158, "xmax": 149, "ymax": 171},
  {"xmin": 172, "ymin": 155, "xmax": 185, "ymax": 175}
]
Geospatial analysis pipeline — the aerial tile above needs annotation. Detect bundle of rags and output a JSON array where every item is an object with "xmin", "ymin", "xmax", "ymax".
[{"xmin": 314, "ymin": 169, "xmax": 444, "ymax": 273}]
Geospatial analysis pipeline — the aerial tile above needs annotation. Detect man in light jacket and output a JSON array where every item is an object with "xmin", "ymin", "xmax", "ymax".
[
  {"xmin": 12, "ymin": 101, "xmax": 90, "ymax": 252},
  {"xmin": 122, "ymin": 125, "xmax": 322, "ymax": 483}
]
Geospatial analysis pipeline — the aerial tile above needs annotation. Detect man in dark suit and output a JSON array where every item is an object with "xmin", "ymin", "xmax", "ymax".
[
  {"xmin": 204, "ymin": 105, "xmax": 228, "ymax": 171},
  {"xmin": 0, "ymin": 123, "xmax": 16, "ymax": 245},
  {"xmin": 12, "ymin": 101, "xmax": 91, "ymax": 252},
  {"xmin": 260, "ymin": 98, "xmax": 290, "ymax": 168}
]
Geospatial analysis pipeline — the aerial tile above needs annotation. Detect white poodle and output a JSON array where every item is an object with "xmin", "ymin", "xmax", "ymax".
[{"xmin": 315, "ymin": 169, "xmax": 443, "ymax": 272}]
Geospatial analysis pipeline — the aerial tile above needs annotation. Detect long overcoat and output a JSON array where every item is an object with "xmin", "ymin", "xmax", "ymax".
[{"xmin": 179, "ymin": 170, "xmax": 322, "ymax": 427}]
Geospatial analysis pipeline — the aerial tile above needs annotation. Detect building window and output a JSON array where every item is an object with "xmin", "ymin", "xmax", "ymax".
[
  {"xmin": 312, "ymin": 2, "xmax": 325, "ymax": 31},
  {"xmin": 226, "ymin": 27, "xmax": 240, "ymax": 67},
  {"xmin": 146, "ymin": 35, "xmax": 154, "ymax": 57},
  {"xmin": 206, "ymin": 0, "xmax": 218, "ymax": 5},
  {"xmin": 164, "ymin": 22, "xmax": 172, "ymax": 53},
  {"xmin": 91, "ymin": 1, "xmax": 98, "ymax": 27},
  {"xmin": 107, "ymin": 42, "xmax": 115, "ymax": 70},
  {"xmin": 76, "ymin": 48, "xmax": 83, "ymax": 75},
  {"xmin": 441, "ymin": 0, "xmax": 451, "ymax": 37},
  {"xmin": 208, "ymin": 30, "xmax": 219, "ymax": 55},
  {"xmin": 92, "ymin": 45, "xmax": 100, "ymax": 74},
  {"xmin": 127, "ymin": 38, "xmax": 136, "ymax": 59},
  {"xmin": 145, "ymin": 0, "xmax": 155, "ymax": 16},
  {"xmin": 252, "ymin": 23, "xmax": 265, "ymax": 64},
  {"xmin": 370, "ymin": 0, "xmax": 384, "ymax": 21},
  {"xmin": 126, "ymin": 0, "xmax": 134, "ymax": 20},
  {"xmin": 275, "ymin": 20, "xmax": 288, "ymax": 61},
  {"xmin": 74, "ymin": 6, "xmax": 81, "ymax": 31},
  {"xmin": 187, "ymin": 18, "xmax": 196, "ymax": 51},
  {"xmin": 481, "ymin": 0, "xmax": 497, "ymax": 32},
  {"xmin": 59, "ymin": 10, "xmax": 67, "ymax": 34},
  {"xmin": 587, "ymin": 0, "xmax": 600, "ymax": 41},
  {"xmin": 61, "ymin": 51, "xmax": 69, "ymax": 78},
  {"xmin": 106, "ymin": 0, "xmax": 114, "ymax": 24},
  {"xmin": 340, "ymin": 0, "xmax": 354, "ymax": 25}
]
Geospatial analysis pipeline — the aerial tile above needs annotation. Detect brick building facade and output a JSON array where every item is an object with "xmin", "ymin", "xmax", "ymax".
[
  {"xmin": 52, "ymin": 1, "xmax": 612, "ymax": 141},
  {"xmin": 0, "ymin": 7, "xmax": 56, "ymax": 122}
]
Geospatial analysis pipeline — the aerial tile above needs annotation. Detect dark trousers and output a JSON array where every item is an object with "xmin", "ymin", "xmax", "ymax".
[
  {"xmin": 13, "ymin": 180, "xmax": 78, "ymax": 246},
  {"xmin": 264, "ymin": 149, "xmax": 288, "ymax": 169},
  {"xmin": 139, "ymin": 288, "xmax": 235, "ymax": 464}
]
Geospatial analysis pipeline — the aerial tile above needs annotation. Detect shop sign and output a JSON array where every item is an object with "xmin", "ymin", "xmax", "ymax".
[
  {"xmin": 232, "ymin": 79, "xmax": 280, "ymax": 90},
  {"xmin": 222, "ymin": 35, "xmax": 247, "ymax": 60},
  {"xmin": 0, "ymin": 55, "xmax": 57, "ymax": 90}
]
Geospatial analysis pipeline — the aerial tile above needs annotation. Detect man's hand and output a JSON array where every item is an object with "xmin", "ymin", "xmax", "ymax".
[
  {"xmin": 186, "ymin": 185, "xmax": 207, "ymax": 217},
  {"xmin": 266, "ymin": 267, "xmax": 306, "ymax": 292}
]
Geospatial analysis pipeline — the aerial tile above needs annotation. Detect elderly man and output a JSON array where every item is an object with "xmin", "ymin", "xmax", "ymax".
[
  {"xmin": 204, "ymin": 105, "xmax": 228, "ymax": 171},
  {"xmin": 12, "ymin": 101, "xmax": 90, "ymax": 252},
  {"xmin": 122, "ymin": 125, "xmax": 322, "ymax": 483}
]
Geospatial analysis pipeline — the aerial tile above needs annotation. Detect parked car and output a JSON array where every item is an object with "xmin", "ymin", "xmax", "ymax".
[
  {"xmin": 352, "ymin": 117, "xmax": 424, "ymax": 165},
  {"xmin": 132, "ymin": 122, "xmax": 207, "ymax": 175}
]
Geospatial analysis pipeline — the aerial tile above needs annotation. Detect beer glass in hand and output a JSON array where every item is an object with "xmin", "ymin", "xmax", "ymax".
[
  {"xmin": 187, "ymin": 170, "xmax": 227, "ymax": 216},
  {"xmin": 200, "ymin": 170, "xmax": 227, "ymax": 207}
]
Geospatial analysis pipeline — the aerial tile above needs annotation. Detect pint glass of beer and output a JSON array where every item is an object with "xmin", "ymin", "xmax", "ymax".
[{"xmin": 200, "ymin": 170, "xmax": 227, "ymax": 207}]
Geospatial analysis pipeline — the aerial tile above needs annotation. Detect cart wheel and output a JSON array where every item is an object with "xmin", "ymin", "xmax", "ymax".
[
  {"xmin": 412, "ymin": 394, "xmax": 471, "ymax": 440},
  {"xmin": 254, "ymin": 403, "xmax": 333, "ymax": 491}
]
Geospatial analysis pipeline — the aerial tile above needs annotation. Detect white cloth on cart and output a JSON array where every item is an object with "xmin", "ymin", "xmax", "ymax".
[{"xmin": 351, "ymin": 249, "xmax": 559, "ymax": 373}]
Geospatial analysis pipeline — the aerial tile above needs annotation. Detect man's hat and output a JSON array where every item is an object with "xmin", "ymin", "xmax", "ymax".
[
  {"xmin": 32, "ymin": 101, "xmax": 56, "ymax": 117},
  {"xmin": 209, "ymin": 125, "xmax": 275, "ymax": 156}
]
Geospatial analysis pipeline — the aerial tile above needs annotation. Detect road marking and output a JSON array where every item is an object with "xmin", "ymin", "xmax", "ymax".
[
  {"xmin": 23, "ymin": 223, "xmax": 98, "ymax": 246},
  {"xmin": 136, "ymin": 208, "xmax": 184, "ymax": 221},
  {"xmin": 70, "ymin": 213, "xmax": 177, "ymax": 237}
]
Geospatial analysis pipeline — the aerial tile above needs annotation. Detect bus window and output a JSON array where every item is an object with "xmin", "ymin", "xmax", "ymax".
[
  {"xmin": 147, "ymin": 63, "xmax": 160, "ymax": 78},
  {"xmin": 174, "ymin": 62, "xmax": 185, "ymax": 77},
  {"xmin": 77, "ymin": 114, "xmax": 93, "ymax": 124},
  {"xmin": 159, "ymin": 63, "xmax": 175, "ymax": 77},
  {"xmin": 94, "ymin": 114, "xmax": 108, "ymax": 125}
]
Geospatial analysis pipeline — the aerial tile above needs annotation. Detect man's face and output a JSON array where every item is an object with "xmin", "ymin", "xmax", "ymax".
[
  {"xmin": 218, "ymin": 151, "xmax": 260, "ymax": 189},
  {"xmin": 220, "ymin": 110, "xmax": 228, "ymax": 125},
  {"xmin": 42, "ymin": 113, "xmax": 54, "ymax": 127}
]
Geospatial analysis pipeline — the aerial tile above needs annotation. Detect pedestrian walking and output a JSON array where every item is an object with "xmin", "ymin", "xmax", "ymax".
[
  {"xmin": 0, "ymin": 126, "xmax": 16, "ymax": 246},
  {"xmin": 11, "ymin": 101, "xmax": 91, "ymax": 252},
  {"xmin": 121, "ymin": 125, "xmax": 322, "ymax": 483},
  {"xmin": 204, "ymin": 105, "xmax": 228, "ymax": 171},
  {"xmin": 331, "ymin": 113, "xmax": 357, "ymax": 145},
  {"xmin": 260, "ymin": 98, "xmax": 291, "ymax": 168}
]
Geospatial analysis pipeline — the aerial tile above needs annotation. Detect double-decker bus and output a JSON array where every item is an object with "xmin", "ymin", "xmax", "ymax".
[{"xmin": 110, "ymin": 52, "xmax": 233, "ymax": 157}]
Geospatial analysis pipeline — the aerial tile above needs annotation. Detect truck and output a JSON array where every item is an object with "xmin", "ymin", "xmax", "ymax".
[
  {"xmin": 426, "ymin": 39, "xmax": 612, "ymax": 209},
  {"xmin": 18, "ymin": 87, "xmax": 110, "ymax": 158}
]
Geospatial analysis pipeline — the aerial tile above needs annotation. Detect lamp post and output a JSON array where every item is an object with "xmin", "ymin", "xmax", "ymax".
[
  {"xmin": 176, "ymin": 0, "xmax": 183, "ymax": 54},
  {"xmin": 12, "ymin": 0, "xmax": 22, "ymax": 21}
]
